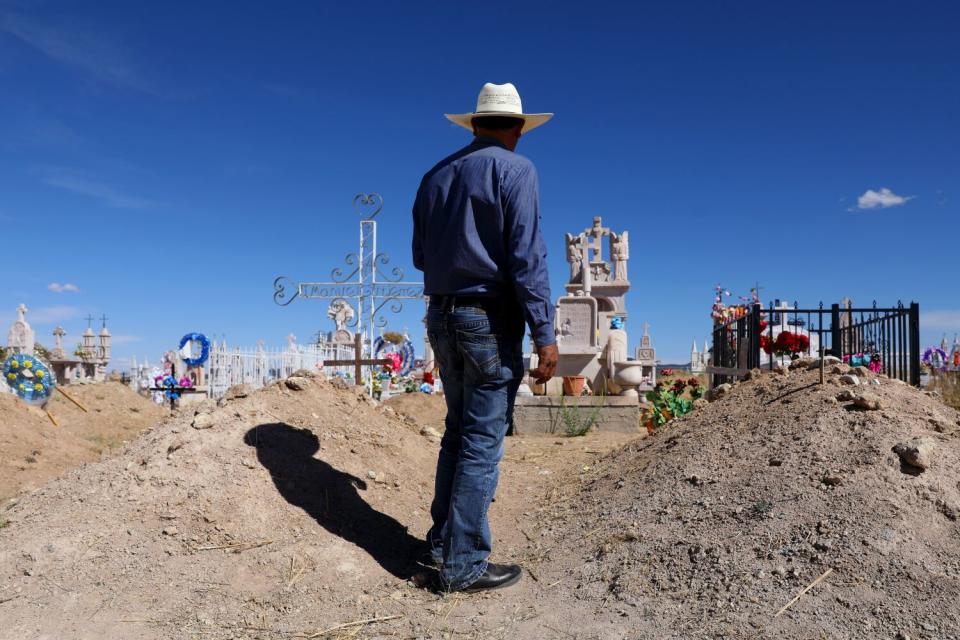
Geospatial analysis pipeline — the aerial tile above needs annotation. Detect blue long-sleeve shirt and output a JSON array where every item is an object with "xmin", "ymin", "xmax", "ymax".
[{"xmin": 412, "ymin": 136, "xmax": 556, "ymax": 347}]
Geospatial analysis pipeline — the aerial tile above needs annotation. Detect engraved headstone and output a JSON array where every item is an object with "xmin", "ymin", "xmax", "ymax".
[{"xmin": 556, "ymin": 297, "xmax": 597, "ymax": 350}]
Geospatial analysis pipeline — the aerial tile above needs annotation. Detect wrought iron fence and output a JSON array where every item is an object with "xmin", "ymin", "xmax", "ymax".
[
  {"xmin": 205, "ymin": 341, "xmax": 356, "ymax": 399},
  {"xmin": 709, "ymin": 301, "xmax": 920, "ymax": 387}
]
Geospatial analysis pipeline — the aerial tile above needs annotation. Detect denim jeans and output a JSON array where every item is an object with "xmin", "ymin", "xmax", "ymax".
[{"xmin": 425, "ymin": 299, "xmax": 523, "ymax": 590}]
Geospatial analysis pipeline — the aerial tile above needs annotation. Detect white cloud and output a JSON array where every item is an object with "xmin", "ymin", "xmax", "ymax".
[
  {"xmin": 856, "ymin": 187, "xmax": 913, "ymax": 210},
  {"xmin": 921, "ymin": 310, "xmax": 960, "ymax": 331},
  {"xmin": 47, "ymin": 282, "xmax": 80, "ymax": 293}
]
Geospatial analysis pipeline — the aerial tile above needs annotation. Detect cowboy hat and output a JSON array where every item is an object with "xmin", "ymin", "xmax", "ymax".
[{"xmin": 445, "ymin": 82, "xmax": 553, "ymax": 134}]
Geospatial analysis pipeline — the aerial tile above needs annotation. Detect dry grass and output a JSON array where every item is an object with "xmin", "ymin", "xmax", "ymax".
[{"xmin": 930, "ymin": 371, "xmax": 960, "ymax": 410}]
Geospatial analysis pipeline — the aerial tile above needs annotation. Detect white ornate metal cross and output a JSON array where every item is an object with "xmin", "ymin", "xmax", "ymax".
[{"xmin": 272, "ymin": 193, "xmax": 424, "ymax": 357}]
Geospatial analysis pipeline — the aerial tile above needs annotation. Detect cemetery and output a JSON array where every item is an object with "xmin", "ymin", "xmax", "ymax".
[
  {"xmin": 2, "ymin": 199, "xmax": 959, "ymax": 639},
  {"xmin": 2, "ymin": 1, "xmax": 956, "ymax": 636}
]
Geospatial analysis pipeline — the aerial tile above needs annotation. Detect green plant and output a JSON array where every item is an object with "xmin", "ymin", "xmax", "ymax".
[
  {"xmin": 645, "ymin": 386, "xmax": 696, "ymax": 432},
  {"xmin": 749, "ymin": 498, "xmax": 774, "ymax": 519},
  {"xmin": 0, "ymin": 515, "xmax": 9, "ymax": 529},
  {"xmin": 552, "ymin": 396, "xmax": 602, "ymax": 437}
]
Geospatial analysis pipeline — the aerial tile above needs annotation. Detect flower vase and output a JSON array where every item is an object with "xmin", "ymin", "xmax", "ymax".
[{"xmin": 562, "ymin": 375, "xmax": 586, "ymax": 396}]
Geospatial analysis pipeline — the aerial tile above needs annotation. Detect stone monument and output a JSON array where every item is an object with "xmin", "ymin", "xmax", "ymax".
[
  {"xmin": 327, "ymin": 300, "xmax": 356, "ymax": 344},
  {"xmin": 6, "ymin": 304, "xmax": 35, "ymax": 355},
  {"xmin": 47, "ymin": 315, "xmax": 112, "ymax": 384},
  {"xmin": 635, "ymin": 322, "xmax": 658, "ymax": 385},
  {"xmin": 553, "ymin": 216, "xmax": 639, "ymax": 393},
  {"xmin": 515, "ymin": 216, "xmax": 656, "ymax": 434}
]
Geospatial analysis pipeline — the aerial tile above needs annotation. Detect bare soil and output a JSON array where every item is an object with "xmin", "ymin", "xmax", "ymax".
[
  {"xmin": 0, "ymin": 382, "xmax": 166, "ymax": 503},
  {"xmin": 537, "ymin": 366, "xmax": 960, "ymax": 639},
  {"xmin": 1, "ymin": 366, "xmax": 958, "ymax": 639},
  {"xmin": 384, "ymin": 392, "xmax": 448, "ymax": 432}
]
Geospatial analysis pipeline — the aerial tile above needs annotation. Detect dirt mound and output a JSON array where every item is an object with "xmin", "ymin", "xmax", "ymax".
[
  {"xmin": 10, "ymin": 363, "xmax": 957, "ymax": 639},
  {"xmin": 384, "ymin": 391, "xmax": 447, "ymax": 431},
  {"xmin": 0, "ymin": 375, "xmax": 441, "ymax": 639},
  {"xmin": 536, "ymin": 366, "xmax": 960, "ymax": 638},
  {"xmin": 0, "ymin": 382, "xmax": 166, "ymax": 502},
  {"xmin": 0, "ymin": 367, "xmax": 643, "ymax": 639}
]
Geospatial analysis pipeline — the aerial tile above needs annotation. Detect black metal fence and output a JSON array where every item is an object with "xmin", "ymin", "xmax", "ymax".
[{"xmin": 709, "ymin": 301, "xmax": 920, "ymax": 387}]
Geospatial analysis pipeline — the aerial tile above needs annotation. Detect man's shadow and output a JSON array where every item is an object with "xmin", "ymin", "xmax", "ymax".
[{"xmin": 244, "ymin": 423, "xmax": 423, "ymax": 580}]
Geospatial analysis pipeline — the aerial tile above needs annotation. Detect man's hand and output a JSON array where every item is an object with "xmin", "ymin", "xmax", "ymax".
[{"xmin": 530, "ymin": 343, "xmax": 559, "ymax": 384}]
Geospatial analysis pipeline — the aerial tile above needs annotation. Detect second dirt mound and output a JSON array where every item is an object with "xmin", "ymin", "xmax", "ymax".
[
  {"xmin": 537, "ymin": 367, "xmax": 960, "ymax": 639},
  {"xmin": 0, "ymin": 381, "xmax": 166, "ymax": 502},
  {"xmin": 0, "ymin": 375, "xmax": 439, "ymax": 639}
]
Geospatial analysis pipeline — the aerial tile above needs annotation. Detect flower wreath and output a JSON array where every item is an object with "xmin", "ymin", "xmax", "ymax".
[
  {"xmin": 178, "ymin": 332, "xmax": 210, "ymax": 366},
  {"xmin": 373, "ymin": 335, "xmax": 416, "ymax": 376},
  {"xmin": 4, "ymin": 353, "xmax": 56, "ymax": 404},
  {"xmin": 922, "ymin": 347, "xmax": 948, "ymax": 371}
]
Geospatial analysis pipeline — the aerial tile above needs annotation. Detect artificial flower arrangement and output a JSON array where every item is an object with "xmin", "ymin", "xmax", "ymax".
[
  {"xmin": 760, "ymin": 331, "xmax": 810, "ymax": 357},
  {"xmin": 153, "ymin": 374, "xmax": 192, "ymax": 400},
  {"xmin": 842, "ymin": 353, "xmax": 883, "ymax": 373},
  {"xmin": 712, "ymin": 284, "xmax": 763, "ymax": 324},
  {"xmin": 645, "ymin": 376, "xmax": 706, "ymax": 434},
  {"xmin": 921, "ymin": 347, "xmax": 948, "ymax": 371},
  {"xmin": 3, "ymin": 354, "xmax": 54, "ymax": 403}
]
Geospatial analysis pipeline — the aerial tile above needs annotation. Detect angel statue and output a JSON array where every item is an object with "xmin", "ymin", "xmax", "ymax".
[
  {"xmin": 611, "ymin": 231, "xmax": 629, "ymax": 281},
  {"xmin": 565, "ymin": 233, "xmax": 585, "ymax": 282},
  {"xmin": 327, "ymin": 300, "xmax": 356, "ymax": 343}
]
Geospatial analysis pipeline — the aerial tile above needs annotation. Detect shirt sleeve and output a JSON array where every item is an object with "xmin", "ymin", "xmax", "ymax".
[
  {"xmin": 411, "ymin": 181, "xmax": 424, "ymax": 272},
  {"xmin": 502, "ymin": 162, "xmax": 556, "ymax": 347}
]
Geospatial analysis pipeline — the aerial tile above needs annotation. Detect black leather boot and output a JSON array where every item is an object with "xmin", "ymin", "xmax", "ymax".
[{"xmin": 457, "ymin": 563, "xmax": 522, "ymax": 593}]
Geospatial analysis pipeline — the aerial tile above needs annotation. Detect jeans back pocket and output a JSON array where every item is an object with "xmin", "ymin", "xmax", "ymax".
[{"xmin": 456, "ymin": 329, "xmax": 501, "ymax": 384}]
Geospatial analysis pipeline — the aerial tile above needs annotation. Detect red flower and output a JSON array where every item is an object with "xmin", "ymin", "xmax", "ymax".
[
  {"xmin": 760, "ymin": 334, "xmax": 773, "ymax": 354},
  {"xmin": 770, "ymin": 331, "xmax": 809, "ymax": 356}
]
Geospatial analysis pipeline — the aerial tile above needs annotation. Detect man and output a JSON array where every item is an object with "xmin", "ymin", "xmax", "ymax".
[{"xmin": 412, "ymin": 82, "xmax": 558, "ymax": 593}]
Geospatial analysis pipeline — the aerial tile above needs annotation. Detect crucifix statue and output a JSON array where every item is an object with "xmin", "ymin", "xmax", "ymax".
[
  {"xmin": 16, "ymin": 303, "xmax": 27, "ymax": 323},
  {"xmin": 585, "ymin": 216, "xmax": 609, "ymax": 262},
  {"xmin": 581, "ymin": 216, "xmax": 612, "ymax": 283}
]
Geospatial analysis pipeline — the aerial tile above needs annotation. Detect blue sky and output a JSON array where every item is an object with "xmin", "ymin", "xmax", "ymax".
[{"xmin": 1, "ymin": 0, "xmax": 958, "ymax": 368}]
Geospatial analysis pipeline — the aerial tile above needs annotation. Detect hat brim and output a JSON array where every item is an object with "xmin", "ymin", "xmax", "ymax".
[{"xmin": 444, "ymin": 112, "xmax": 553, "ymax": 135}]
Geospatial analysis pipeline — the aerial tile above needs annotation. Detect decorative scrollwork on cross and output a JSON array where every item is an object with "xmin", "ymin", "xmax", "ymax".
[
  {"xmin": 375, "ymin": 253, "xmax": 404, "ymax": 282},
  {"xmin": 273, "ymin": 276, "xmax": 299, "ymax": 307},
  {"xmin": 331, "ymin": 253, "xmax": 361, "ymax": 283},
  {"xmin": 353, "ymin": 193, "xmax": 383, "ymax": 220}
]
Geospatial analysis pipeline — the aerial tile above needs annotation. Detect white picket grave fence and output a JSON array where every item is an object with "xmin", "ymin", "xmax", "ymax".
[{"xmin": 204, "ymin": 341, "xmax": 357, "ymax": 399}]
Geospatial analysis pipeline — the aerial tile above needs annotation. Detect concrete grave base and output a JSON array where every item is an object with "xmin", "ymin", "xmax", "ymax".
[{"xmin": 512, "ymin": 395, "xmax": 643, "ymax": 436}]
